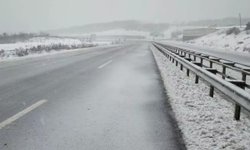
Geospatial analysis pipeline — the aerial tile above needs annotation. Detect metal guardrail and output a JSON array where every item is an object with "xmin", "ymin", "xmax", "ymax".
[
  {"xmin": 152, "ymin": 43, "xmax": 250, "ymax": 121},
  {"xmin": 156, "ymin": 43, "xmax": 250, "ymax": 90}
]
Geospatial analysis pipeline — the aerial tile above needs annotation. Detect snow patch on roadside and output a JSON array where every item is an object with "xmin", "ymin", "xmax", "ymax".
[{"xmin": 151, "ymin": 45, "xmax": 250, "ymax": 150}]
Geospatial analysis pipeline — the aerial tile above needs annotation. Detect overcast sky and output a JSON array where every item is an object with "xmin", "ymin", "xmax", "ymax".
[{"xmin": 0, "ymin": 0, "xmax": 250, "ymax": 33}]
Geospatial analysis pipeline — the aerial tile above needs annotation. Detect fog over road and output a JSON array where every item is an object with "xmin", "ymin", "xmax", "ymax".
[{"xmin": 0, "ymin": 43, "xmax": 185, "ymax": 150}]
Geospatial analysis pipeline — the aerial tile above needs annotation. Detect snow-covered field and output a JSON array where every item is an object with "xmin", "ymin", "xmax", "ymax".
[
  {"xmin": 187, "ymin": 28, "xmax": 250, "ymax": 53},
  {"xmin": 0, "ymin": 37, "xmax": 111, "ymax": 59},
  {"xmin": 0, "ymin": 37, "xmax": 82, "ymax": 51},
  {"xmin": 151, "ymin": 45, "xmax": 250, "ymax": 150}
]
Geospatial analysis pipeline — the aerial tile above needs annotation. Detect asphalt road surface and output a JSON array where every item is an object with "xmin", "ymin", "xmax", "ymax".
[
  {"xmin": 158, "ymin": 41, "xmax": 250, "ymax": 66},
  {"xmin": 0, "ymin": 43, "xmax": 186, "ymax": 150}
]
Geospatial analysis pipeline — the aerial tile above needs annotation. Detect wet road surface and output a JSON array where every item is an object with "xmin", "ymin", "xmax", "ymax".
[{"xmin": 0, "ymin": 43, "xmax": 186, "ymax": 150}]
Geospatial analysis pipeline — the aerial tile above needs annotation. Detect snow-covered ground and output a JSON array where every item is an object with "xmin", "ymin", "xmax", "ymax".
[
  {"xmin": 0, "ymin": 37, "xmax": 112, "ymax": 59},
  {"xmin": 0, "ymin": 37, "xmax": 110, "ymax": 51},
  {"xmin": 163, "ymin": 26, "xmax": 205, "ymax": 39},
  {"xmin": 151, "ymin": 45, "xmax": 250, "ymax": 150},
  {"xmin": 162, "ymin": 25, "xmax": 247, "ymax": 41},
  {"xmin": 187, "ymin": 28, "xmax": 250, "ymax": 53}
]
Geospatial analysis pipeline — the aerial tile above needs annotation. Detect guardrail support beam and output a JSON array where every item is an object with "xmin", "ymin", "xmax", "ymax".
[
  {"xmin": 185, "ymin": 58, "xmax": 192, "ymax": 62},
  {"xmin": 192, "ymin": 62, "xmax": 202, "ymax": 67}
]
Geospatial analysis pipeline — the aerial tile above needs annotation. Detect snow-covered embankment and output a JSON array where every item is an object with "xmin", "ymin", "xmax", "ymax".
[
  {"xmin": 0, "ymin": 37, "xmax": 111, "ymax": 59},
  {"xmin": 187, "ymin": 28, "xmax": 250, "ymax": 53}
]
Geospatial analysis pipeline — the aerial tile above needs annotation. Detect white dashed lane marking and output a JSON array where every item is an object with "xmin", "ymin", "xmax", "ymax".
[
  {"xmin": 0, "ymin": 100, "xmax": 47, "ymax": 130},
  {"xmin": 98, "ymin": 60, "xmax": 113, "ymax": 69}
]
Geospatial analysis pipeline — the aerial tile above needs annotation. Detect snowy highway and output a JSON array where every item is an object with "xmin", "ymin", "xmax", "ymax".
[
  {"xmin": 0, "ymin": 43, "xmax": 185, "ymax": 150},
  {"xmin": 158, "ymin": 41, "xmax": 250, "ymax": 66}
]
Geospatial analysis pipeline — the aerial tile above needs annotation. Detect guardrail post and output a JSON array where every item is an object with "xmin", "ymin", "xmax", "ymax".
[
  {"xmin": 205, "ymin": 68, "xmax": 217, "ymax": 97},
  {"xmin": 200, "ymin": 55, "xmax": 208, "ymax": 67},
  {"xmin": 210, "ymin": 85, "xmax": 214, "ymax": 97},
  {"xmin": 235, "ymin": 104, "xmax": 241, "ymax": 121},
  {"xmin": 195, "ymin": 75, "xmax": 199, "ymax": 84},
  {"xmin": 222, "ymin": 66, "xmax": 226, "ymax": 79},
  {"xmin": 210, "ymin": 61, "xmax": 213, "ymax": 68},
  {"xmin": 163, "ymin": 52, "xmax": 167, "ymax": 57},
  {"xmin": 192, "ymin": 62, "xmax": 202, "ymax": 84},
  {"xmin": 226, "ymin": 80, "xmax": 245, "ymax": 120},
  {"xmin": 184, "ymin": 58, "xmax": 192, "ymax": 77},
  {"xmin": 209, "ymin": 58, "xmax": 220, "ymax": 68},
  {"xmin": 186, "ymin": 69, "xmax": 190, "ymax": 76},
  {"xmin": 180, "ymin": 64, "xmax": 183, "ymax": 70},
  {"xmin": 242, "ymin": 69, "xmax": 250, "ymax": 85},
  {"xmin": 222, "ymin": 62, "xmax": 235, "ymax": 79},
  {"xmin": 200, "ymin": 58, "xmax": 203, "ymax": 67},
  {"xmin": 176, "ymin": 60, "xmax": 178, "ymax": 66},
  {"xmin": 242, "ymin": 72, "xmax": 246, "ymax": 84}
]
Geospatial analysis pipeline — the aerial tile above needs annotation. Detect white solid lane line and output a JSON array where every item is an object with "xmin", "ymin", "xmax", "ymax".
[
  {"xmin": 0, "ymin": 100, "xmax": 47, "ymax": 130},
  {"xmin": 98, "ymin": 60, "xmax": 113, "ymax": 69}
]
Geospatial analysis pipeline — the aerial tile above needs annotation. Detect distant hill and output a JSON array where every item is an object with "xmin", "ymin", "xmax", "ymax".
[
  {"xmin": 48, "ymin": 18, "xmax": 250, "ymax": 37},
  {"xmin": 48, "ymin": 20, "xmax": 170, "ymax": 35},
  {"xmin": 183, "ymin": 17, "xmax": 250, "ymax": 27}
]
